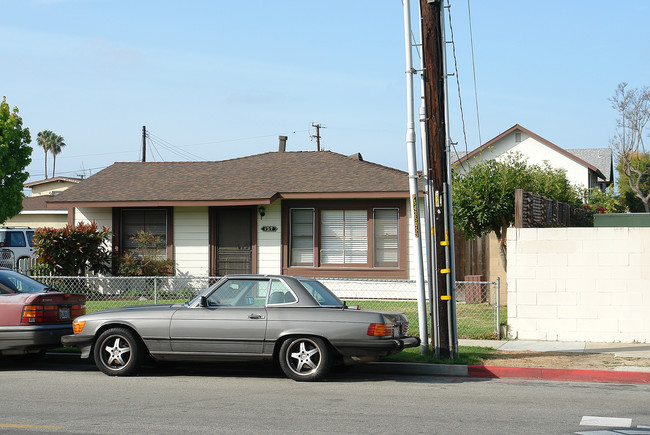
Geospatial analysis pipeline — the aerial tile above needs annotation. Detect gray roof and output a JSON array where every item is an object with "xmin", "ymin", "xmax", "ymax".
[{"xmin": 567, "ymin": 148, "xmax": 613, "ymax": 184}]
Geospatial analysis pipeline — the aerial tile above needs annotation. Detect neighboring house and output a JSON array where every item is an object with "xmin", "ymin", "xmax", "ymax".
[
  {"xmin": 454, "ymin": 124, "xmax": 610, "ymax": 191},
  {"xmin": 566, "ymin": 148, "xmax": 614, "ymax": 192},
  {"xmin": 2, "ymin": 177, "xmax": 81, "ymax": 229},
  {"xmin": 48, "ymin": 151, "xmax": 418, "ymax": 279}
]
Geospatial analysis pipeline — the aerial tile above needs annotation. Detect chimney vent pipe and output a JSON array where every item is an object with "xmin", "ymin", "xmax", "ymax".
[{"xmin": 278, "ymin": 135, "xmax": 288, "ymax": 152}]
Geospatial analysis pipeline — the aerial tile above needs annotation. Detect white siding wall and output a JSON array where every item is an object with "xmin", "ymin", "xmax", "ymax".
[
  {"xmin": 75, "ymin": 207, "xmax": 113, "ymax": 229},
  {"xmin": 173, "ymin": 207, "xmax": 209, "ymax": 276},
  {"xmin": 257, "ymin": 202, "xmax": 282, "ymax": 274},
  {"xmin": 3, "ymin": 213, "xmax": 68, "ymax": 229},
  {"xmin": 507, "ymin": 227, "xmax": 650, "ymax": 343}
]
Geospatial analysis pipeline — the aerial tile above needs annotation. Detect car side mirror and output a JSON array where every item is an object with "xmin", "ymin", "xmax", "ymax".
[{"xmin": 200, "ymin": 296, "xmax": 208, "ymax": 307}]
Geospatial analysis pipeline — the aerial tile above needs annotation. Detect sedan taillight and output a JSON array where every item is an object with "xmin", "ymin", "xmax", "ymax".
[
  {"xmin": 21, "ymin": 304, "xmax": 86, "ymax": 324},
  {"xmin": 21, "ymin": 305, "xmax": 45, "ymax": 323},
  {"xmin": 367, "ymin": 323, "xmax": 394, "ymax": 338}
]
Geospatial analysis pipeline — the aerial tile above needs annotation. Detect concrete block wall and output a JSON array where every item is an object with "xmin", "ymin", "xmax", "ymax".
[{"xmin": 507, "ymin": 227, "xmax": 650, "ymax": 343}]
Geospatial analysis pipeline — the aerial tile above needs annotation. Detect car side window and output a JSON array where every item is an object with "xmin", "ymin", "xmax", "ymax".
[
  {"xmin": 9, "ymin": 231, "xmax": 26, "ymax": 247},
  {"xmin": 206, "ymin": 279, "xmax": 269, "ymax": 307},
  {"xmin": 267, "ymin": 279, "xmax": 297, "ymax": 305}
]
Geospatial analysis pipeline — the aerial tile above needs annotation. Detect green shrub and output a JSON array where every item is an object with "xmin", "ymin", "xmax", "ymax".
[{"xmin": 33, "ymin": 222, "xmax": 111, "ymax": 276}]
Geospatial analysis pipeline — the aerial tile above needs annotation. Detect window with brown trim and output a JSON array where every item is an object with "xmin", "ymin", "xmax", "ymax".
[
  {"xmin": 282, "ymin": 200, "xmax": 406, "ymax": 279},
  {"xmin": 112, "ymin": 207, "xmax": 173, "ymax": 263},
  {"xmin": 373, "ymin": 208, "xmax": 399, "ymax": 267},
  {"xmin": 121, "ymin": 209, "xmax": 168, "ymax": 259}
]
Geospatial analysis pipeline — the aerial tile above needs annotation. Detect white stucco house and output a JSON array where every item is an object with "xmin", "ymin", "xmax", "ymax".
[{"xmin": 453, "ymin": 124, "xmax": 613, "ymax": 191}]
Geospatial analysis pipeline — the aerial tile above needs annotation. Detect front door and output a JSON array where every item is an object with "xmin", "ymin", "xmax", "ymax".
[{"xmin": 210, "ymin": 207, "xmax": 254, "ymax": 276}]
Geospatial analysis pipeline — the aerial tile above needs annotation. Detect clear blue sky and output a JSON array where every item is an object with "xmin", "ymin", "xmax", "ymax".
[{"xmin": 2, "ymin": 0, "xmax": 648, "ymax": 184}]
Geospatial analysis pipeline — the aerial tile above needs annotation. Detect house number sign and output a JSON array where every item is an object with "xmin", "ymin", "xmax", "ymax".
[{"xmin": 261, "ymin": 226, "xmax": 278, "ymax": 232}]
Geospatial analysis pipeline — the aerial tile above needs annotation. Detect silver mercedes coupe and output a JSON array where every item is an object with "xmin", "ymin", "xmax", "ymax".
[{"xmin": 62, "ymin": 275, "xmax": 419, "ymax": 381}]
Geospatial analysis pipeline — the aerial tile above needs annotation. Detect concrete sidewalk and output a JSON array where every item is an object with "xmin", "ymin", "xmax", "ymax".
[
  {"xmin": 363, "ymin": 339, "xmax": 650, "ymax": 384},
  {"xmin": 459, "ymin": 339, "xmax": 650, "ymax": 359}
]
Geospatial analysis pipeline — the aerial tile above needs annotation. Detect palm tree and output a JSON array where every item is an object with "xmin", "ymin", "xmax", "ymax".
[
  {"xmin": 49, "ymin": 133, "xmax": 66, "ymax": 178},
  {"xmin": 36, "ymin": 130, "xmax": 54, "ymax": 179}
]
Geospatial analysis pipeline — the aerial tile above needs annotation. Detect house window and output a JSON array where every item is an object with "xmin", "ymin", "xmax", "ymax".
[
  {"xmin": 290, "ymin": 209, "xmax": 314, "ymax": 266},
  {"xmin": 285, "ymin": 200, "xmax": 405, "ymax": 279},
  {"xmin": 320, "ymin": 210, "xmax": 367, "ymax": 264},
  {"xmin": 373, "ymin": 208, "xmax": 399, "ymax": 267},
  {"xmin": 121, "ymin": 209, "xmax": 167, "ymax": 258},
  {"xmin": 514, "ymin": 132, "xmax": 522, "ymax": 143}
]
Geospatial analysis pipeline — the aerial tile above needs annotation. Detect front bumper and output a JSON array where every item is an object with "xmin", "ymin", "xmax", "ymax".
[
  {"xmin": 331, "ymin": 336, "xmax": 421, "ymax": 358},
  {"xmin": 61, "ymin": 334, "xmax": 95, "ymax": 358},
  {"xmin": 0, "ymin": 324, "xmax": 73, "ymax": 353}
]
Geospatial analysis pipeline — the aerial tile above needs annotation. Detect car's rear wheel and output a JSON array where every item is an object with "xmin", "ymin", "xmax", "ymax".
[
  {"xmin": 94, "ymin": 327, "xmax": 142, "ymax": 376},
  {"xmin": 279, "ymin": 336, "xmax": 331, "ymax": 382}
]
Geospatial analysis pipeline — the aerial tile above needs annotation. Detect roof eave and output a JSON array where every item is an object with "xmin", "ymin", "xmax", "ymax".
[{"xmin": 47, "ymin": 191, "xmax": 411, "ymax": 208}]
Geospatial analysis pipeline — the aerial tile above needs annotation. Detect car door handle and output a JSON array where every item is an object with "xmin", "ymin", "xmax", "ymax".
[{"xmin": 248, "ymin": 313, "xmax": 265, "ymax": 320}]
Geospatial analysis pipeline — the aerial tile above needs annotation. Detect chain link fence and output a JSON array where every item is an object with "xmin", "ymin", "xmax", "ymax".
[
  {"xmin": 455, "ymin": 279, "xmax": 504, "ymax": 340},
  {"xmin": 29, "ymin": 275, "xmax": 505, "ymax": 340},
  {"xmin": 32, "ymin": 276, "xmax": 213, "ymax": 312},
  {"xmin": 1, "ymin": 250, "xmax": 16, "ymax": 270},
  {"xmin": 322, "ymin": 278, "xmax": 504, "ymax": 340}
]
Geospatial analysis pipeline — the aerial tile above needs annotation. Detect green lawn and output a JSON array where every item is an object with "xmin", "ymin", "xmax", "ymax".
[{"xmin": 382, "ymin": 345, "xmax": 501, "ymax": 365}]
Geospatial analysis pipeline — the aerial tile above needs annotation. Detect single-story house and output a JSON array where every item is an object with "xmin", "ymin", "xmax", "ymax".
[
  {"xmin": 453, "ymin": 124, "xmax": 612, "ymax": 191},
  {"xmin": 48, "ymin": 151, "xmax": 420, "ymax": 280},
  {"xmin": 2, "ymin": 177, "xmax": 81, "ymax": 228}
]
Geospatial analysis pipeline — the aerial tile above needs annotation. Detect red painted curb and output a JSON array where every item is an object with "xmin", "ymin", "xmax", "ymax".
[{"xmin": 467, "ymin": 365, "xmax": 650, "ymax": 384}]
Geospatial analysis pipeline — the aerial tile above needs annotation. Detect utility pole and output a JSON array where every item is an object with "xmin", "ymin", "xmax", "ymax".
[
  {"xmin": 311, "ymin": 122, "xmax": 325, "ymax": 151},
  {"xmin": 142, "ymin": 126, "xmax": 147, "ymax": 162},
  {"xmin": 402, "ymin": 0, "xmax": 429, "ymax": 355},
  {"xmin": 419, "ymin": 0, "xmax": 458, "ymax": 359}
]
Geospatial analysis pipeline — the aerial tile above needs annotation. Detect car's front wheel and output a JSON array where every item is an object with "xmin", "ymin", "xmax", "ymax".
[
  {"xmin": 279, "ymin": 336, "xmax": 332, "ymax": 382},
  {"xmin": 94, "ymin": 327, "xmax": 142, "ymax": 376}
]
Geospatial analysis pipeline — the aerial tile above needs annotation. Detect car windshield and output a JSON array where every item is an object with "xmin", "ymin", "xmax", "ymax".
[
  {"xmin": 0, "ymin": 270, "xmax": 50, "ymax": 294},
  {"xmin": 299, "ymin": 279, "xmax": 344, "ymax": 307}
]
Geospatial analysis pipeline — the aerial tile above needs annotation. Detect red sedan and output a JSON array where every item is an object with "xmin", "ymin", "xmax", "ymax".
[{"xmin": 0, "ymin": 268, "xmax": 85, "ymax": 359}]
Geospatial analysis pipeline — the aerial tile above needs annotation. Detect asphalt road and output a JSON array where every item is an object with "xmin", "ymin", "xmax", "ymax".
[{"xmin": 1, "ymin": 354, "xmax": 649, "ymax": 434}]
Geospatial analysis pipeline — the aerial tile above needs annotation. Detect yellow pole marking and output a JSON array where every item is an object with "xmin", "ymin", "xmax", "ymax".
[
  {"xmin": 440, "ymin": 295, "xmax": 451, "ymax": 301},
  {"xmin": 412, "ymin": 194, "xmax": 420, "ymax": 238}
]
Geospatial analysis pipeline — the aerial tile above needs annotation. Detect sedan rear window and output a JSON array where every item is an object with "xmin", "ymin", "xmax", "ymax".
[
  {"xmin": 299, "ymin": 280, "xmax": 343, "ymax": 307},
  {"xmin": 0, "ymin": 270, "xmax": 49, "ymax": 294}
]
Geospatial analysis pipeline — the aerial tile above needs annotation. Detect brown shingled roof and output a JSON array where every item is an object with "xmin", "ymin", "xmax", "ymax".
[
  {"xmin": 22, "ymin": 195, "xmax": 54, "ymax": 210},
  {"xmin": 49, "ymin": 151, "xmax": 410, "ymax": 207}
]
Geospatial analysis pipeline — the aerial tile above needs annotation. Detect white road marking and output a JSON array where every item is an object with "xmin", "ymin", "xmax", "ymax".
[{"xmin": 580, "ymin": 416, "xmax": 633, "ymax": 427}]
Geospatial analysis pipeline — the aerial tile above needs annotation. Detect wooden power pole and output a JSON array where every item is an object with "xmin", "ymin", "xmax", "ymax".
[
  {"xmin": 419, "ymin": 0, "xmax": 457, "ymax": 359},
  {"xmin": 142, "ymin": 125, "xmax": 147, "ymax": 162},
  {"xmin": 311, "ymin": 122, "xmax": 324, "ymax": 151}
]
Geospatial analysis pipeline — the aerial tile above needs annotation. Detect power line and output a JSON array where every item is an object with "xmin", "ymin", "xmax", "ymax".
[
  {"xmin": 467, "ymin": 0, "xmax": 482, "ymax": 146},
  {"xmin": 446, "ymin": 1, "xmax": 469, "ymax": 172},
  {"xmin": 147, "ymin": 132, "xmax": 207, "ymax": 161}
]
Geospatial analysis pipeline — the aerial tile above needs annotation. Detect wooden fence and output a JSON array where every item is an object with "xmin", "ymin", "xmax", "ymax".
[{"xmin": 514, "ymin": 189, "xmax": 587, "ymax": 228}]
